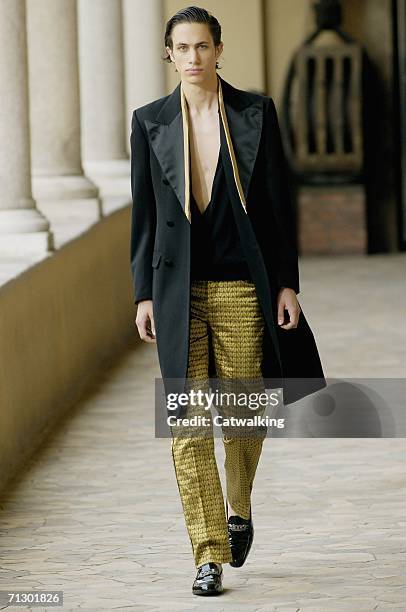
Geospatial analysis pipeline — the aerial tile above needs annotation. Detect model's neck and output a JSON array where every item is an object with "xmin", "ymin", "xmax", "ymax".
[{"xmin": 181, "ymin": 74, "xmax": 219, "ymax": 115}]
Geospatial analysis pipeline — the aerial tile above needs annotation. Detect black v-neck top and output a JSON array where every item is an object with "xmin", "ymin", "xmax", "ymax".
[{"xmin": 190, "ymin": 144, "xmax": 252, "ymax": 281}]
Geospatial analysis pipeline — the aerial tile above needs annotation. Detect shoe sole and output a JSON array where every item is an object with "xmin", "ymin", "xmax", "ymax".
[{"xmin": 192, "ymin": 588, "xmax": 223, "ymax": 596}]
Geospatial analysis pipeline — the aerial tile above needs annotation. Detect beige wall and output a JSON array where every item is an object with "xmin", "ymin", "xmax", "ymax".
[
  {"xmin": 0, "ymin": 209, "xmax": 137, "ymax": 493},
  {"xmin": 265, "ymin": 0, "xmax": 312, "ymax": 105}
]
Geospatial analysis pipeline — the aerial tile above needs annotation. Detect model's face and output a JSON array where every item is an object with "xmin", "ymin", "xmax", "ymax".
[{"xmin": 166, "ymin": 22, "xmax": 223, "ymax": 83}]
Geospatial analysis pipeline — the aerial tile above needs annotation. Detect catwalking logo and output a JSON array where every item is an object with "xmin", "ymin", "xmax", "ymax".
[{"xmin": 167, "ymin": 413, "xmax": 285, "ymax": 429}]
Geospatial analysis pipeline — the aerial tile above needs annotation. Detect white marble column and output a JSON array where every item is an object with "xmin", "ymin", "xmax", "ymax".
[
  {"xmin": 26, "ymin": 0, "xmax": 101, "ymax": 226},
  {"xmin": 0, "ymin": 0, "xmax": 53, "ymax": 257},
  {"xmin": 77, "ymin": 0, "xmax": 129, "ymax": 198},
  {"xmin": 123, "ymin": 0, "xmax": 166, "ymax": 155}
]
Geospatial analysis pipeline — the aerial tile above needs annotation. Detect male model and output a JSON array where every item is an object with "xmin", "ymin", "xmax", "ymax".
[{"xmin": 130, "ymin": 6, "xmax": 325, "ymax": 596}]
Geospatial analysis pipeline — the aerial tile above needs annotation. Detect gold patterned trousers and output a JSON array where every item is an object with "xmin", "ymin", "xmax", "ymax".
[{"xmin": 170, "ymin": 280, "xmax": 267, "ymax": 567}]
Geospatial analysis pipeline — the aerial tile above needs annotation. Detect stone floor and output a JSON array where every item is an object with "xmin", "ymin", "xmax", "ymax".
[{"xmin": 1, "ymin": 253, "xmax": 406, "ymax": 611}]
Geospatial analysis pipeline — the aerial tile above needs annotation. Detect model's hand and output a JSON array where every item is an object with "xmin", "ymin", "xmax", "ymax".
[
  {"xmin": 135, "ymin": 300, "xmax": 156, "ymax": 343},
  {"xmin": 277, "ymin": 287, "xmax": 301, "ymax": 330}
]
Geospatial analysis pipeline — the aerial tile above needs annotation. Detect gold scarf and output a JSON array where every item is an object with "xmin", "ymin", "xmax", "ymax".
[{"xmin": 180, "ymin": 75, "xmax": 248, "ymax": 223}]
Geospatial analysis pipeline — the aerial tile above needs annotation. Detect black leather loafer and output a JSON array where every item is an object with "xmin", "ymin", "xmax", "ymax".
[
  {"xmin": 227, "ymin": 504, "xmax": 254, "ymax": 568},
  {"xmin": 192, "ymin": 562, "xmax": 223, "ymax": 596}
]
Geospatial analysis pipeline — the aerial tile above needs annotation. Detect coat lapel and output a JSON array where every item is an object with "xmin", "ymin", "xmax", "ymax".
[
  {"xmin": 144, "ymin": 88, "xmax": 186, "ymax": 216},
  {"xmin": 144, "ymin": 74, "xmax": 263, "ymax": 223}
]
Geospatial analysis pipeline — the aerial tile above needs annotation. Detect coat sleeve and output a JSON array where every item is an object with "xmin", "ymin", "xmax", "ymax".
[
  {"xmin": 265, "ymin": 97, "xmax": 300, "ymax": 295},
  {"xmin": 130, "ymin": 109, "xmax": 157, "ymax": 305}
]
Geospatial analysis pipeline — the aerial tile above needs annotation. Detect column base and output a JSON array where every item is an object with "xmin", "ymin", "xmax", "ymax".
[
  {"xmin": 0, "ymin": 232, "xmax": 53, "ymax": 257},
  {"xmin": 34, "ymin": 199, "xmax": 101, "ymax": 249},
  {"xmin": 32, "ymin": 173, "xmax": 100, "ymax": 201},
  {"xmin": 83, "ymin": 159, "xmax": 131, "ymax": 198},
  {"xmin": 0, "ymin": 208, "xmax": 54, "ymax": 256}
]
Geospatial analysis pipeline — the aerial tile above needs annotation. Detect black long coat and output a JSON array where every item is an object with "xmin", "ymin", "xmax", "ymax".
[{"xmin": 130, "ymin": 75, "xmax": 326, "ymax": 416}]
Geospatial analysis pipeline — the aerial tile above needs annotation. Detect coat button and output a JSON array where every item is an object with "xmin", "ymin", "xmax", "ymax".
[
  {"xmin": 164, "ymin": 258, "xmax": 173, "ymax": 267},
  {"xmin": 166, "ymin": 220, "xmax": 174, "ymax": 227},
  {"xmin": 162, "ymin": 177, "xmax": 169, "ymax": 185}
]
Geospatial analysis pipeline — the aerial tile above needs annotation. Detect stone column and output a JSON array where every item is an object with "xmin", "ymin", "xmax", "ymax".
[
  {"xmin": 77, "ymin": 0, "xmax": 129, "ymax": 198},
  {"xmin": 0, "ymin": 0, "xmax": 53, "ymax": 257},
  {"xmin": 26, "ymin": 0, "xmax": 101, "ymax": 225},
  {"xmin": 123, "ymin": 0, "xmax": 166, "ymax": 155}
]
